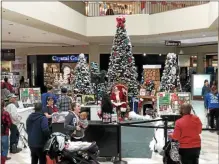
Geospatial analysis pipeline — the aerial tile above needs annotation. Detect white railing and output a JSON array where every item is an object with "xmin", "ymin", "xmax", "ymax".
[{"xmin": 85, "ymin": 1, "xmax": 209, "ymax": 16}]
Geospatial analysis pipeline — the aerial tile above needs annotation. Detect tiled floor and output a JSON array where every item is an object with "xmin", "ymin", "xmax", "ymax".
[{"xmin": 7, "ymin": 101, "xmax": 219, "ymax": 164}]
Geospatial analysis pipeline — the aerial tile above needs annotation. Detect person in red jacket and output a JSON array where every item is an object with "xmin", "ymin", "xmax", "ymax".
[
  {"xmin": 1, "ymin": 100, "xmax": 12, "ymax": 164},
  {"xmin": 169, "ymin": 103, "xmax": 202, "ymax": 164},
  {"xmin": 3, "ymin": 77, "xmax": 13, "ymax": 93}
]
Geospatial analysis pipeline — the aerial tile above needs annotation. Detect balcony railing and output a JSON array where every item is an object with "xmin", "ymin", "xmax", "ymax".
[{"xmin": 85, "ymin": 1, "xmax": 209, "ymax": 17}]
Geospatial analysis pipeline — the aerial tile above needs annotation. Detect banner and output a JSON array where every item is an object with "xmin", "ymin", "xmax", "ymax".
[
  {"xmin": 20, "ymin": 88, "xmax": 41, "ymax": 104},
  {"xmin": 157, "ymin": 92, "xmax": 191, "ymax": 115}
]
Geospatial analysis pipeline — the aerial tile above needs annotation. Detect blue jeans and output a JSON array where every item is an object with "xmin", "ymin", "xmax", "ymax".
[{"xmin": 1, "ymin": 135, "xmax": 9, "ymax": 157}]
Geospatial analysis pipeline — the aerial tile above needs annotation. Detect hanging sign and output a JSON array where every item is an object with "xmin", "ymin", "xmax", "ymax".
[
  {"xmin": 52, "ymin": 55, "xmax": 87, "ymax": 62},
  {"xmin": 165, "ymin": 40, "xmax": 181, "ymax": 46}
]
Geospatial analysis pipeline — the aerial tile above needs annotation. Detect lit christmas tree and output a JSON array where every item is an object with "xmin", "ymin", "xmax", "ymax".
[
  {"xmin": 73, "ymin": 53, "xmax": 93, "ymax": 94},
  {"xmin": 160, "ymin": 53, "xmax": 182, "ymax": 92},
  {"xmin": 107, "ymin": 16, "xmax": 139, "ymax": 97},
  {"xmin": 90, "ymin": 62, "xmax": 106, "ymax": 99}
]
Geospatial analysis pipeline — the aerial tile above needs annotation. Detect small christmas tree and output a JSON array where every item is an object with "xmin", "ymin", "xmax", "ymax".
[
  {"xmin": 90, "ymin": 62, "xmax": 106, "ymax": 99},
  {"xmin": 107, "ymin": 16, "xmax": 139, "ymax": 97},
  {"xmin": 73, "ymin": 53, "xmax": 93, "ymax": 94},
  {"xmin": 160, "ymin": 53, "xmax": 182, "ymax": 92}
]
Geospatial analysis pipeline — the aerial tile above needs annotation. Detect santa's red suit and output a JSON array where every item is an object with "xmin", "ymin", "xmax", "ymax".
[{"xmin": 110, "ymin": 90, "xmax": 127, "ymax": 111}]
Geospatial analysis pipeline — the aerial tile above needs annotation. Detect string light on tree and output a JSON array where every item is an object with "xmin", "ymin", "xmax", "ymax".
[
  {"xmin": 107, "ymin": 16, "xmax": 139, "ymax": 97},
  {"xmin": 73, "ymin": 53, "xmax": 93, "ymax": 94},
  {"xmin": 159, "ymin": 53, "xmax": 182, "ymax": 92}
]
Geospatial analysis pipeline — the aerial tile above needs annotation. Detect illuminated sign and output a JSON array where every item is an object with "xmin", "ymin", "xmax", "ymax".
[{"xmin": 52, "ymin": 55, "xmax": 87, "ymax": 62}]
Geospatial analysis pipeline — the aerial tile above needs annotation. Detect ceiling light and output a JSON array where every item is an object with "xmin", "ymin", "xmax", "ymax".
[
  {"xmin": 202, "ymin": 34, "xmax": 206, "ymax": 37},
  {"xmin": 159, "ymin": 54, "xmax": 162, "ymax": 56},
  {"xmin": 9, "ymin": 24, "xmax": 13, "ymax": 26},
  {"xmin": 143, "ymin": 53, "xmax": 146, "ymax": 56},
  {"xmin": 26, "ymin": 19, "xmax": 29, "ymax": 20}
]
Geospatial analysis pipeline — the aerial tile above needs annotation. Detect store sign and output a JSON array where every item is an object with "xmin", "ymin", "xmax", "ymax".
[
  {"xmin": 165, "ymin": 40, "xmax": 181, "ymax": 46},
  {"xmin": 52, "ymin": 55, "xmax": 86, "ymax": 62}
]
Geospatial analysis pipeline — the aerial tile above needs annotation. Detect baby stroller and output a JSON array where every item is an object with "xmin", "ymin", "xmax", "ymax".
[{"xmin": 44, "ymin": 132, "xmax": 100, "ymax": 164}]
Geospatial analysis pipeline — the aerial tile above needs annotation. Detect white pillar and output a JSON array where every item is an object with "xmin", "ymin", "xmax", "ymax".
[{"xmin": 89, "ymin": 44, "xmax": 100, "ymax": 65}]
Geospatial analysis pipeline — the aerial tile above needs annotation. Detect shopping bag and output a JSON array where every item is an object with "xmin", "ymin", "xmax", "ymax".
[{"xmin": 46, "ymin": 155, "xmax": 56, "ymax": 164}]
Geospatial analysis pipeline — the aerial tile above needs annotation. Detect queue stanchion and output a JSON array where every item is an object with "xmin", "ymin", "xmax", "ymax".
[
  {"xmin": 113, "ymin": 123, "xmax": 127, "ymax": 164},
  {"xmin": 164, "ymin": 117, "xmax": 168, "ymax": 145}
]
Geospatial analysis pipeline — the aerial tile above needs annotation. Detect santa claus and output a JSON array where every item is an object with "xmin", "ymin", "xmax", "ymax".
[{"xmin": 110, "ymin": 86, "xmax": 127, "ymax": 118}]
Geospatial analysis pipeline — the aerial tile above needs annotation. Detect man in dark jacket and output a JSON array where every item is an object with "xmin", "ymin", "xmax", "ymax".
[
  {"xmin": 202, "ymin": 79, "xmax": 210, "ymax": 109},
  {"xmin": 26, "ymin": 103, "xmax": 50, "ymax": 164}
]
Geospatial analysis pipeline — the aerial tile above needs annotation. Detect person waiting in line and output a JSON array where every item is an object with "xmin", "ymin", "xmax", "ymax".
[
  {"xmin": 67, "ymin": 90, "xmax": 74, "ymax": 103},
  {"xmin": 64, "ymin": 102, "xmax": 84, "ymax": 141},
  {"xmin": 3, "ymin": 77, "xmax": 13, "ymax": 93},
  {"xmin": 169, "ymin": 103, "xmax": 202, "ymax": 164},
  {"xmin": 41, "ymin": 85, "xmax": 57, "ymax": 108},
  {"xmin": 5, "ymin": 94, "xmax": 22, "ymax": 154},
  {"xmin": 42, "ymin": 97, "xmax": 58, "ymax": 127},
  {"xmin": 26, "ymin": 103, "xmax": 50, "ymax": 164},
  {"xmin": 56, "ymin": 88, "xmax": 72, "ymax": 112},
  {"xmin": 1, "ymin": 100, "xmax": 12, "ymax": 164},
  {"xmin": 205, "ymin": 85, "xmax": 219, "ymax": 134},
  {"xmin": 1, "ymin": 83, "xmax": 11, "ymax": 101},
  {"xmin": 202, "ymin": 79, "xmax": 210, "ymax": 109},
  {"xmin": 19, "ymin": 76, "xmax": 25, "ymax": 88}
]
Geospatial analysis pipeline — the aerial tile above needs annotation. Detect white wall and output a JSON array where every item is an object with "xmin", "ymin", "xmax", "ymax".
[{"xmin": 2, "ymin": 2, "xmax": 218, "ymax": 37}]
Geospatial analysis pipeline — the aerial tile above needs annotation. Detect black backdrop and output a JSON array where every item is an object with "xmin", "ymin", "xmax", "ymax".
[{"xmin": 100, "ymin": 54, "xmax": 166, "ymax": 81}]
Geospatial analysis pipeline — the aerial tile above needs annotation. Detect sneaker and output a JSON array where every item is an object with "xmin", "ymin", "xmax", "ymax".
[
  {"xmin": 6, "ymin": 157, "xmax": 11, "ymax": 160},
  {"xmin": 10, "ymin": 144, "xmax": 22, "ymax": 154}
]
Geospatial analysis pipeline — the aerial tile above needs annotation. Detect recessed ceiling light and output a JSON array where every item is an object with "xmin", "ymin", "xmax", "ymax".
[
  {"xmin": 3, "ymin": 11, "xmax": 5, "ymax": 12},
  {"xmin": 9, "ymin": 24, "xmax": 13, "ymax": 26},
  {"xmin": 8, "ymin": 32, "xmax": 11, "ymax": 34},
  {"xmin": 143, "ymin": 53, "xmax": 146, "ymax": 56},
  {"xmin": 26, "ymin": 19, "xmax": 29, "ymax": 20},
  {"xmin": 159, "ymin": 54, "xmax": 162, "ymax": 56}
]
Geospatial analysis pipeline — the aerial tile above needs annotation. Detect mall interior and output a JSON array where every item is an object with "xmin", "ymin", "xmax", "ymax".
[{"xmin": 1, "ymin": 1, "xmax": 219, "ymax": 164}]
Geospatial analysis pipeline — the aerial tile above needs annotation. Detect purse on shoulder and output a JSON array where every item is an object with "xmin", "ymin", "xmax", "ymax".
[{"xmin": 169, "ymin": 141, "xmax": 182, "ymax": 164}]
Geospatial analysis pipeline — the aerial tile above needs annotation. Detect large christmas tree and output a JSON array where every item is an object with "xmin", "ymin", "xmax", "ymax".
[
  {"xmin": 160, "ymin": 53, "xmax": 182, "ymax": 92},
  {"xmin": 73, "ymin": 53, "xmax": 93, "ymax": 94},
  {"xmin": 107, "ymin": 16, "xmax": 139, "ymax": 97},
  {"xmin": 90, "ymin": 62, "xmax": 106, "ymax": 99}
]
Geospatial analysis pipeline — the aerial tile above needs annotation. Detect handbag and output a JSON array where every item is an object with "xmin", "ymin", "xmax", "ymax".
[{"xmin": 169, "ymin": 141, "xmax": 181, "ymax": 164}]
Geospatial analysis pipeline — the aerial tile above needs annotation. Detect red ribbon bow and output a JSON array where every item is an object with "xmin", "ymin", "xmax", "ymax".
[{"xmin": 116, "ymin": 16, "xmax": 126, "ymax": 28}]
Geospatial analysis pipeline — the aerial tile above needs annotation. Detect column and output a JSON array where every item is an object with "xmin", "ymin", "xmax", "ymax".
[
  {"xmin": 197, "ymin": 53, "xmax": 205, "ymax": 74},
  {"xmin": 89, "ymin": 44, "xmax": 100, "ymax": 65}
]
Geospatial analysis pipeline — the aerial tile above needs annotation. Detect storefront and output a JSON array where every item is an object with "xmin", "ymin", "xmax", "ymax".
[
  {"xmin": 1, "ymin": 49, "xmax": 26, "ymax": 94},
  {"xmin": 27, "ymin": 54, "xmax": 89, "ymax": 92}
]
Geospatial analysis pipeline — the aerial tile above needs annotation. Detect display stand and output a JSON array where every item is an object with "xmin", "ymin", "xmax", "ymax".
[{"xmin": 157, "ymin": 92, "xmax": 191, "ymax": 116}]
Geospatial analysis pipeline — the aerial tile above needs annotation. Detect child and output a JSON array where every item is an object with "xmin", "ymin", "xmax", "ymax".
[{"xmin": 71, "ymin": 112, "xmax": 88, "ymax": 139}]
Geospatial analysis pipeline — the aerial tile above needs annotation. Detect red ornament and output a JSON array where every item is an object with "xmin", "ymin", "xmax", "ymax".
[{"xmin": 114, "ymin": 52, "xmax": 117, "ymax": 56}]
